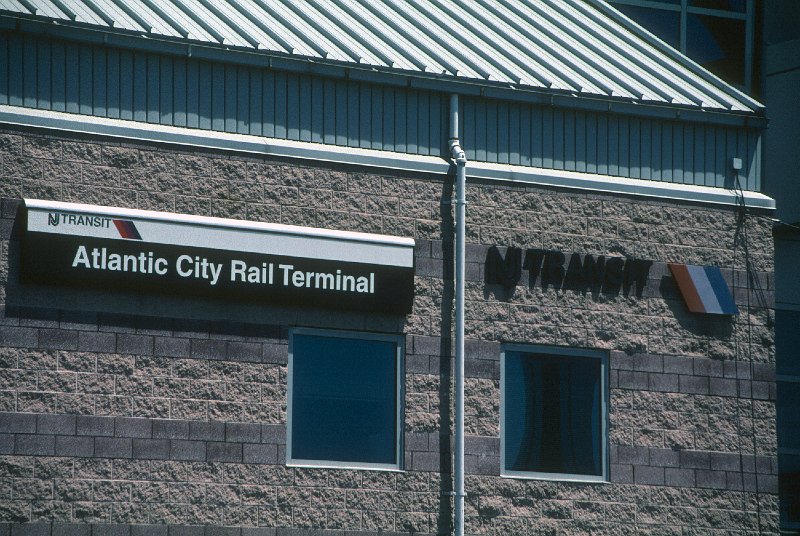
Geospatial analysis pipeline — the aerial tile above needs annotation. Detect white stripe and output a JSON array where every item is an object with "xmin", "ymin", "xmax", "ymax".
[{"xmin": 686, "ymin": 265, "xmax": 723, "ymax": 314}]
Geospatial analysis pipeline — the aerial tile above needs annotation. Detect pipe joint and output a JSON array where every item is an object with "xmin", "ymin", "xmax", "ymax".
[{"xmin": 449, "ymin": 140, "xmax": 467, "ymax": 164}]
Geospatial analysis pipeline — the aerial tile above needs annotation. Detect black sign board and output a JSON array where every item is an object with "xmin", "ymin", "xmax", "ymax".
[{"xmin": 21, "ymin": 200, "xmax": 416, "ymax": 314}]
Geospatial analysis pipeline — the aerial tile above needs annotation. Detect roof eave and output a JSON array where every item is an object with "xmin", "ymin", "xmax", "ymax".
[{"xmin": 3, "ymin": 13, "xmax": 768, "ymax": 129}]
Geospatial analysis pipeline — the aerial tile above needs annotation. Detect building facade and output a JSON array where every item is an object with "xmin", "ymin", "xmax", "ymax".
[
  {"xmin": 0, "ymin": 1, "xmax": 780, "ymax": 535},
  {"xmin": 608, "ymin": 0, "xmax": 800, "ymax": 530}
]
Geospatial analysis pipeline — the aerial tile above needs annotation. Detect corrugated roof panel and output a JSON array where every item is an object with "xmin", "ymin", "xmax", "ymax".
[
  {"xmin": 491, "ymin": 1, "xmax": 643, "ymax": 100},
  {"xmin": 334, "ymin": 1, "xmax": 437, "ymax": 71},
  {"xmin": 239, "ymin": 0, "xmax": 328, "ymax": 57},
  {"xmin": 24, "ymin": 1, "xmax": 65, "ymax": 19},
  {"xmin": 302, "ymin": 0, "xmax": 387, "ymax": 65},
  {"xmin": 406, "ymin": 1, "xmax": 523, "ymax": 84},
  {"xmin": 466, "ymin": 1, "xmax": 603, "ymax": 93},
  {"xmin": 575, "ymin": 0, "xmax": 754, "ymax": 111},
  {"xmin": 528, "ymin": 2, "xmax": 662, "ymax": 101},
  {"xmin": 0, "ymin": 0, "xmax": 26, "ymax": 12},
  {"xmin": 60, "ymin": 0, "xmax": 107, "ymax": 25},
  {"xmin": 87, "ymin": 0, "xmax": 144, "ymax": 31},
  {"xmin": 312, "ymin": 0, "xmax": 415, "ymax": 71},
  {"xmin": 422, "ymin": 0, "xmax": 551, "ymax": 87},
  {"xmin": 556, "ymin": 1, "xmax": 714, "ymax": 108},
  {"xmin": 175, "ymin": 0, "xmax": 249, "ymax": 46},
  {"xmin": 118, "ymin": 0, "xmax": 180, "ymax": 37},
  {"xmin": 360, "ymin": 0, "xmax": 476, "ymax": 77},
  {"xmin": 0, "ymin": 0, "xmax": 763, "ymax": 114},
  {"xmin": 148, "ymin": 0, "xmax": 216, "ymax": 41},
  {"xmin": 486, "ymin": 0, "xmax": 623, "ymax": 97},
  {"xmin": 398, "ymin": 0, "xmax": 519, "ymax": 82},
  {"xmin": 381, "ymin": 1, "xmax": 495, "ymax": 79}
]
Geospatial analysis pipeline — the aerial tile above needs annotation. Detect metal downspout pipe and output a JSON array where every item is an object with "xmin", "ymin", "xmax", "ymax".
[{"xmin": 449, "ymin": 93, "xmax": 467, "ymax": 536}]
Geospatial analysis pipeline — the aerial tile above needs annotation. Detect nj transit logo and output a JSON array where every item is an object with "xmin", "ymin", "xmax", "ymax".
[{"xmin": 46, "ymin": 212, "xmax": 142, "ymax": 240}]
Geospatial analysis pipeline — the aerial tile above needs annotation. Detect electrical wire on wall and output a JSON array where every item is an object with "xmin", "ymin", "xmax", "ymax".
[{"xmin": 732, "ymin": 165, "xmax": 768, "ymax": 534}]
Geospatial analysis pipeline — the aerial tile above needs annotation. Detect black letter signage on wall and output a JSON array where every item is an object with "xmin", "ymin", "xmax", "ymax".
[
  {"xmin": 21, "ymin": 200, "xmax": 416, "ymax": 314},
  {"xmin": 487, "ymin": 247, "xmax": 653, "ymax": 298}
]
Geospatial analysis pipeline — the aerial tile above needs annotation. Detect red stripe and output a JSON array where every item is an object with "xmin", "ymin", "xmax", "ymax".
[
  {"xmin": 669, "ymin": 263, "xmax": 705, "ymax": 313},
  {"xmin": 113, "ymin": 220, "xmax": 140, "ymax": 239}
]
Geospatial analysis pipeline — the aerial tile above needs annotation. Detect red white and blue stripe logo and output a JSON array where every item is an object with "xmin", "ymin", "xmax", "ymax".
[
  {"xmin": 669, "ymin": 264, "xmax": 738, "ymax": 315},
  {"xmin": 112, "ymin": 219, "xmax": 142, "ymax": 240}
]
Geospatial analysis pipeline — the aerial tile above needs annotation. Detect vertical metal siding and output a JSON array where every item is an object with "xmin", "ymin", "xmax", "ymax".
[
  {"xmin": 36, "ymin": 38, "xmax": 50, "ymax": 110},
  {"xmin": 629, "ymin": 119, "xmax": 640, "ymax": 179},
  {"xmin": 51, "ymin": 41, "xmax": 65, "ymax": 112},
  {"xmin": 8, "ymin": 34, "xmax": 22, "ymax": 107},
  {"xmin": 23, "ymin": 36, "xmax": 36, "ymax": 109},
  {"xmin": 107, "ymin": 49, "xmax": 120, "ymax": 119},
  {"xmin": 0, "ymin": 35, "xmax": 7, "ymax": 106},
  {"xmin": 639, "ymin": 120, "xmax": 651, "ymax": 180},
  {"xmin": 311, "ymin": 77, "xmax": 323, "ymax": 144},
  {"xmin": 0, "ymin": 31, "xmax": 762, "ymax": 192},
  {"xmin": 93, "ymin": 46, "xmax": 106, "ymax": 117},
  {"xmin": 173, "ymin": 57, "xmax": 186, "ymax": 127},
  {"xmin": 459, "ymin": 92, "xmax": 761, "ymax": 192}
]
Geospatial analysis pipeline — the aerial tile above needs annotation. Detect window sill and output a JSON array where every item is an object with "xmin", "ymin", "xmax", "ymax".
[
  {"xmin": 500, "ymin": 471, "xmax": 608, "ymax": 484},
  {"xmin": 287, "ymin": 460, "xmax": 404, "ymax": 472}
]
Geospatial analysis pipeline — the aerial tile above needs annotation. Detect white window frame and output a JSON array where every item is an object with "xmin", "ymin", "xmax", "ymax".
[
  {"xmin": 500, "ymin": 344, "xmax": 609, "ymax": 482},
  {"xmin": 287, "ymin": 327, "xmax": 404, "ymax": 471}
]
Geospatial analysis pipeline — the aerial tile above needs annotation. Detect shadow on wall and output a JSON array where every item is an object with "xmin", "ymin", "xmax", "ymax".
[{"xmin": 436, "ymin": 178, "xmax": 455, "ymax": 535}]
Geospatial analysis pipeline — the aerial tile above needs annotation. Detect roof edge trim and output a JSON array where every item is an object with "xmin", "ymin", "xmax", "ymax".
[{"xmin": 0, "ymin": 105, "xmax": 775, "ymax": 211}]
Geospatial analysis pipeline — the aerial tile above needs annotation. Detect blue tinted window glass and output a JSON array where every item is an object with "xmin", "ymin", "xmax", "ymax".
[
  {"xmin": 780, "ymin": 454, "xmax": 800, "ymax": 527},
  {"xmin": 291, "ymin": 333, "xmax": 398, "ymax": 465},
  {"xmin": 778, "ymin": 381, "xmax": 800, "ymax": 450},
  {"xmin": 614, "ymin": 5, "xmax": 681, "ymax": 48},
  {"xmin": 689, "ymin": 0, "xmax": 746, "ymax": 12},
  {"xmin": 777, "ymin": 310, "xmax": 800, "ymax": 376},
  {"xmin": 687, "ymin": 14, "xmax": 745, "ymax": 86},
  {"xmin": 504, "ymin": 350, "xmax": 603, "ymax": 476}
]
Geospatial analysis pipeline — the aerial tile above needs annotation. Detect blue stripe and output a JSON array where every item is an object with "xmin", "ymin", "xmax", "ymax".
[{"xmin": 704, "ymin": 266, "xmax": 738, "ymax": 315}]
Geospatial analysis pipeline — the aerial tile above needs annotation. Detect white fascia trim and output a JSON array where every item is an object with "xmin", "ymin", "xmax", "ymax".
[
  {"xmin": 0, "ymin": 105, "xmax": 775, "ymax": 210},
  {"xmin": 24, "ymin": 198, "xmax": 415, "ymax": 248},
  {"xmin": 469, "ymin": 162, "xmax": 775, "ymax": 210}
]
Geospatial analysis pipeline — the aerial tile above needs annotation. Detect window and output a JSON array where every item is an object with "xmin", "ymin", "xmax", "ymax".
[
  {"xmin": 687, "ymin": 14, "xmax": 746, "ymax": 86},
  {"xmin": 287, "ymin": 329, "xmax": 403, "ymax": 469},
  {"xmin": 607, "ymin": 0, "xmax": 756, "ymax": 93},
  {"xmin": 615, "ymin": 4, "xmax": 681, "ymax": 48},
  {"xmin": 501, "ymin": 345, "xmax": 608, "ymax": 481},
  {"xmin": 777, "ymin": 310, "xmax": 800, "ymax": 531}
]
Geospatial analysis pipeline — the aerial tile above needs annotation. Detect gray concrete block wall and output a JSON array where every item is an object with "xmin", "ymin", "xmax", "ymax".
[{"xmin": 0, "ymin": 128, "xmax": 779, "ymax": 535}]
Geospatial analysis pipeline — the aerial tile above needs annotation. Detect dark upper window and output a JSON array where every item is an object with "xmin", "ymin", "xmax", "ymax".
[
  {"xmin": 608, "ymin": 0, "xmax": 756, "ymax": 93},
  {"xmin": 615, "ymin": 4, "xmax": 681, "ymax": 48},
  {"xmin": 502, "ymin": 345, "xmax": 608, "ymax": 480},
  {"xmin": 777, "ymin": 310, "xmax": 800, "ymax": 530},
  {"xmin": 689, "ymin": 0, "xmax": 746, "ymax": 13},
  {"xmin": 687, "ymin": 14, "xmax": 746, "ymax": 86},
  {"xmin": 288, "ymin": 329, "xmax": 402, "ymax": 469}
]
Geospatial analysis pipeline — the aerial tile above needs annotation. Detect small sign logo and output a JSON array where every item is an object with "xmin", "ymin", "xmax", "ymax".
[
  {"xmin": 113, "ymin": 220, "xmax": 143, "ymax": 240},
  {"xmin": 48, "ymin": 213, "xmax": 59, "ymax": 226}
]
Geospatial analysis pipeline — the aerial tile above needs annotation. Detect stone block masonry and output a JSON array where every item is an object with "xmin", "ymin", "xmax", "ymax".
[{"xmin": 0, "ymin": 128, "xmax": 778, "ymax": 535}]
